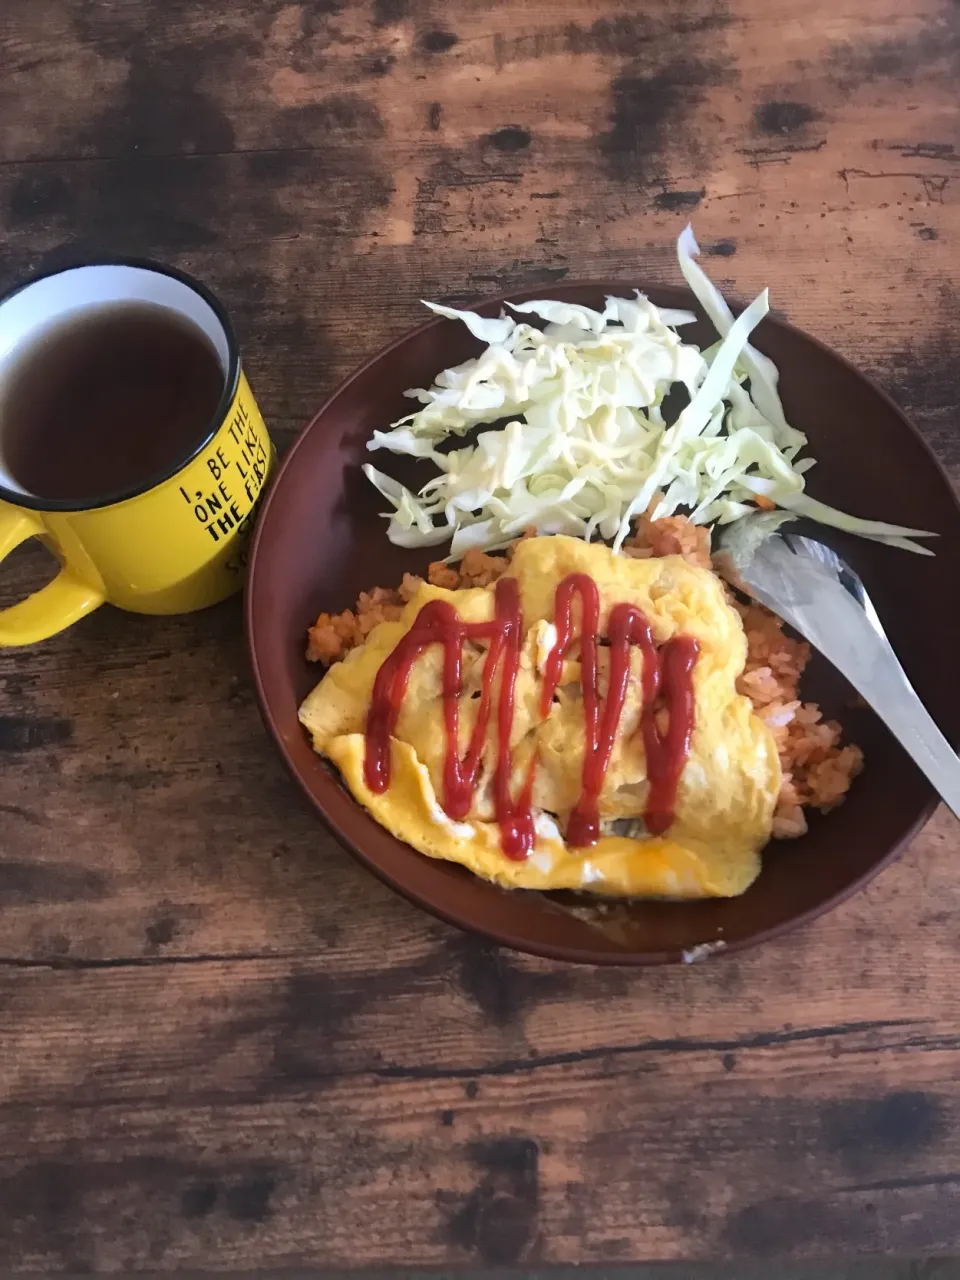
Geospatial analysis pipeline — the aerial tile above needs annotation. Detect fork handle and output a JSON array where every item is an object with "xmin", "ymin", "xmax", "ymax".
[{"xmin": 851, "ymin": 636, "xmax": 960, "ymax": 820}]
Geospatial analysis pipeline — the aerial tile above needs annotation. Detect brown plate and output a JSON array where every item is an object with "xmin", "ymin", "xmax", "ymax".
[{"xmin": 245, "ymin": 283, "xmax": 960, "ymax": 965}]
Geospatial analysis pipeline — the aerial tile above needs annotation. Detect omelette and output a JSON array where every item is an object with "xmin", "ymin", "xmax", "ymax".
[{"xmin": 299, "ymin": 536, "xmax": 781, "ymax": 898}]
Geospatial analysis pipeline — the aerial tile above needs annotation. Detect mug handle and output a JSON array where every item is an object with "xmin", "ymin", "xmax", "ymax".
[{"xmin": 0, "ymin": 502, "xmax": 105, "ymax": 646}]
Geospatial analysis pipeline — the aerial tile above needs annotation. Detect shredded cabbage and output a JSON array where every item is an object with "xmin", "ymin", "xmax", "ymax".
[{"xmin": 364, "ymin": 229, "xmax": 937, "ymax": 557}]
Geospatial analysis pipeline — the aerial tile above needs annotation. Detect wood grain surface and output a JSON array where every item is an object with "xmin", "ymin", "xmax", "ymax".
[{"xmin": 1, "ymin": 0, "xmax": 959, "ymax": 1269}]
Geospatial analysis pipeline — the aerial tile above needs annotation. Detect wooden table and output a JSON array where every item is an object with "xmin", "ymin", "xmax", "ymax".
[{"xmin": 1, "ymin": 0, "xmax": 959, "ymax": 1270}]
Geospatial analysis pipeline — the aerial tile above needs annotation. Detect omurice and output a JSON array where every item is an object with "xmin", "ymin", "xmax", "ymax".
[{"xmin": 299, "ymin": 522, "xmax": 862, "ymax": 899}]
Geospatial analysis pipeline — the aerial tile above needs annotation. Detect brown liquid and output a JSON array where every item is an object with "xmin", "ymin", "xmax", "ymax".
[{"xmin": 0, "ymin": 302, "xmax": 224, "ymax": 504}]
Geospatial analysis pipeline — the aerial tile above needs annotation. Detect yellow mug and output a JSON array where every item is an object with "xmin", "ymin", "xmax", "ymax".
[{"xmin": 0, "ymin": 260, "xmax": 274, "ymax": 646}]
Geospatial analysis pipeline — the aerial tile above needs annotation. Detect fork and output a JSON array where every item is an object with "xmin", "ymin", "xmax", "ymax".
[{"xmin": 720, "ymin": 531, "xmax": 960, "ymax": 818}]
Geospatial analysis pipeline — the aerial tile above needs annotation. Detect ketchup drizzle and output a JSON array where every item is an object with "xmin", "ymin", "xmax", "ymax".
[{"xmin": 364, "ymin": 572, "xmax": 699, "ymax": 858}]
